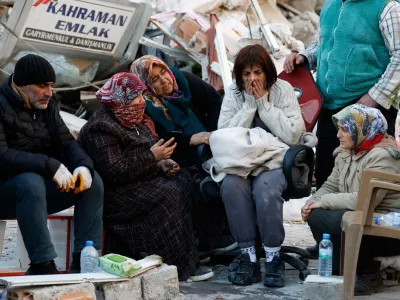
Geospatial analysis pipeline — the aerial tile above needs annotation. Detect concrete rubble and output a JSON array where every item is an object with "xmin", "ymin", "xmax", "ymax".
[
  {"xmin": 0, "ymin": 0, "xmax": 325, "ymax": 131},
  {"xmin": 3, "ymin": 264, "xmax": 184, "ymax": 300}
]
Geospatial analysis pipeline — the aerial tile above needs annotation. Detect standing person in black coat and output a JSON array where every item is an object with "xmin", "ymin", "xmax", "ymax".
[{"xmin": 0, "ymin": 54, "xmax": 104, "ymax": 275}]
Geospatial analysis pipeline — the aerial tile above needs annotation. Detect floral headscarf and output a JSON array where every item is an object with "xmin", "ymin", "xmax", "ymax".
[
  {"xmin": 130, "ymin": 55, "xmax": 179, "ymax": 109},
  {"xmin": 96, "ymin": 72, "xmax": 157, "ymax": 136},
  {"xmin": 332, "ymin": 104, "xmax": 388, "ymax": 153},
  {"xmin": 130, "ymin": 56, "xmax": 205, "ymax": 136}
]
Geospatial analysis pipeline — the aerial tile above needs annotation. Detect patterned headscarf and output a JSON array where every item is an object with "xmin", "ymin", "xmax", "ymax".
[
  {"xmin": 332, "ymin": 104, "xmax": 388, "ymax": 153},
  {"xmin": 96, "ymin": 73, "xmax": 157, "ymax": 136},
  {"xmin": 130, "ymin": 55, "xmax": 179, "ymax": 109}
]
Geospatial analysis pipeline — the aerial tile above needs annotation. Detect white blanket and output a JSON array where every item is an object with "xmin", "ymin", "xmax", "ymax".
[{"xmin": 205, "ymin": 127, "xmax": 289, "ymax": 182}]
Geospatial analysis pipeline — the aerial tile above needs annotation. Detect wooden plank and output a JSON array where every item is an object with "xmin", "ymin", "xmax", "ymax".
[
  {"xmin": 0, "ymin": 255, "xmax": 162, "ymax": 288},
  {"xmin": 276, "ymin": 1, "xmax": 301, "ymax": 16},
  {"xmin": 214, "ymin": 22, "xmax": 233, "ymax": 91},
  {"xmin": 250, "ymin": 0, "xmax": 280, "ymax": 53}
]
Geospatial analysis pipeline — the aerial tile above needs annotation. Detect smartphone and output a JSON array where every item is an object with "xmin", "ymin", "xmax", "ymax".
[{"xmin": 169, "ymin": 130, "xmax": 183, "ymax": 139}]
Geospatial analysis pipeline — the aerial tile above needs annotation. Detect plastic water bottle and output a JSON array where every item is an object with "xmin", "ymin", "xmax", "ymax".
[
  {"xmin": 374, "ymin": 212, "xmax": 400, "ymax": 228},
  {"xmin": 318, "ymin": 233, "xmax": 333, "ymax": 277},
  {"xmin": 81, "ymin": 241, "xmax": 99, "ymax": 273}
]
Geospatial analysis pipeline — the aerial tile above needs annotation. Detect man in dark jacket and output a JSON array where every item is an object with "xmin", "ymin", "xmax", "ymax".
[{"xmin": 0, "ymin": 54, "xmax": 104, "ymax": 275}]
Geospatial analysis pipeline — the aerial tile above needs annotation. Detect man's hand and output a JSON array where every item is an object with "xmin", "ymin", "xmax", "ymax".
[
  {"xmin": 357, "ymin": 93, "xmax": 378, "ymax": 108},
  {"xmin": 73, "ymin": 166, "xmax": 92, "ymax": 194},
  {"xmin": 150, "ymin": 138, "xmax": 177, "ymax": 161},
  {"xmin": 157, "ymin": 159, "xmax": 180, "ymax": 176},
  {"xmin": 284, "ymin": 52, "xmax": 305, "ymax": 73},
  {"xmin": 53, "ymin": 164, "xmax": 75, "ymax": 192}
]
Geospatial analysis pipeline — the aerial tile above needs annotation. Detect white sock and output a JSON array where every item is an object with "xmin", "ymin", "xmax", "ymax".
[
  {"xmin": 264, "ymin": 246, "xmax": 281, "ymax": 262},
  {"xmin": 241, "ymin": 246, "xmax": 257, "ymax": 263}
]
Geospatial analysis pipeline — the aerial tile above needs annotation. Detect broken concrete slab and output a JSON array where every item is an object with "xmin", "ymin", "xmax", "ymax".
[
  {"xmin": 102, "ymin": 276, "xmax": 142, "ymax": 300},
  {"xmin": 7, "ymin": 283, "xmax": 96, "ymax": 300},
  {"xmin": 141, "ymin": 264, "xmax": 184, "ymax": 300},
  {"xmin": 304, "ymin": 275, "xmax": 343, "ymax": 300}
]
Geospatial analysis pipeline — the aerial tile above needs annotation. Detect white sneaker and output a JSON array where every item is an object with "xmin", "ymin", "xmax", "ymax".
[{"xmin": 188, "ymin": 266, "xmax": 214, "ymax": 282}]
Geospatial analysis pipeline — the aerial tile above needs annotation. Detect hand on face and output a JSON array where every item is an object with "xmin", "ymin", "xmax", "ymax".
[
  {"xmin": 251, "ymin": 79, "xmax": 268, "ymax": 100},
  {"xmin": 241, "ymin": 65, "xmax": 267, "ymax": 99}
]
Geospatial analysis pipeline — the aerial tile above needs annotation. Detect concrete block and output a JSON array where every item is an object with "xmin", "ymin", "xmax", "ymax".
[
  {"xmin": 102, "ymin": 276, "xmax": 142, "ymax": 300},
  {"xmin": 303, "ymin": 275, "xmax": 343, "ymax": 300},
  {"xmin": 7, "ymin": 283, "xmax": 96, "ymax": 300},
  {"xmin": 141, "ymin": 264, "xmax": 183, "ymax": 300}
]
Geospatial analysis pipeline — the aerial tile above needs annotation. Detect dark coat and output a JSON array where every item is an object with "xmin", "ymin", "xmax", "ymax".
[
  {"xmin": 0, "ymin": 76, "xmax": 93, "ymax": 179},
  {"xmin": 78, "ymin": 107, "xmax": 200, "ymax": 280},
  {"xmin": 157, "ymin": 71, "xmax": 222, "ymax": 167}
]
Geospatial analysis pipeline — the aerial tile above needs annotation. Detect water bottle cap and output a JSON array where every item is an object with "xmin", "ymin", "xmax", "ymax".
[
  {"xmin": 86, "ymin": 240, "xmax": 93, "ymax": 246},
  {"xmin": 322, "ymin": 233, "xmax": 330, "ymax": 239}
]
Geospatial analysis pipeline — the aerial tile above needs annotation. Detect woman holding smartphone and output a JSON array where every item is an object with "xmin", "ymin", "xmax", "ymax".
[{"xmin": 131, "ymin": 55, "xmax": 222, "ymax": 168}]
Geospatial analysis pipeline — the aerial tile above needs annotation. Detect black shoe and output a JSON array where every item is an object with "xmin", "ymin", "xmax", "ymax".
[
  {"xmin": 25, "ymin": 260, "xmax": 60, "ymax": 275},
  {"xmin": 306, "ymin": 244, "xmax": 318, "ymax": 259},
  {"xmin": 68, "ymin": 252, "xmax": 81, "ymax": 273},
  {"xmin": 354, "ymin": 273, "xmax": 383, "ymax": 296},
  {"xmin": 264, "ymin": 256, "xmax": 285, "ymax": 288},
  {"xmin": 228, "ymin": 253, "xmax": 262, "ymax": 286}
]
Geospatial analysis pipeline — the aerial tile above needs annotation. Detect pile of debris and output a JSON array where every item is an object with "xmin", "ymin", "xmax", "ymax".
[{"xmin": 147, "ymin": 0, "xmax": 323, "ymax": 90}]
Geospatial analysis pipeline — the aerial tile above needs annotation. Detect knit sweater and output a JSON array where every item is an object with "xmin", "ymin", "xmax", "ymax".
[{"xmin": 218, "ymin": 79, "xmax": 305, "ymax": 146}]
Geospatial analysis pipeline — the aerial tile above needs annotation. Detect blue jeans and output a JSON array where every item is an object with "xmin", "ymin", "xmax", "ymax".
[{"xmin": 0, "ymin": 172, "xmax": 104, "ymax": 264}]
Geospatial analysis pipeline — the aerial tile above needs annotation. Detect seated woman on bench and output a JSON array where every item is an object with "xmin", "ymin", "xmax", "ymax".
[
  {"xmin": 217, "ymin": 44, "xmax": 306, "ymax": 288},
  {"xmin": 78, "ymin": 73, "xmax": 214, "ymax": 282},
  {"xmin": 302, "ymin": 104, "xmax": 400, "ymax": 296}
]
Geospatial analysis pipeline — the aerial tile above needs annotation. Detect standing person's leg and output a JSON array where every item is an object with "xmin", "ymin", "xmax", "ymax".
[
  {"xmin": 252, "ymin": 169, "xmax": 287, "ymax": 287},
  {"xmin": 307, "ymin": 208, "xmax": 347, "ymax": 275},
  {"xmin": 46, "ymin": 171, "xmax": 104, "ymax": 272},
  {"xmin": 380, "ymin": 106, "xmax": 397, "ymax": 136},
  {"xmin": 315, "ymin": 108, "xmax": 341, "ymax": 189},
  {"xmin": 220, "ymin": 174, "xmax": 261, "ymax": 285}
]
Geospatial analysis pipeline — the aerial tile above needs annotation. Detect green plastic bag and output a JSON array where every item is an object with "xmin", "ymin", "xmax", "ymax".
[{"xmin": 99, "ymin": 253, "xmax": 142, "ymax": 277}]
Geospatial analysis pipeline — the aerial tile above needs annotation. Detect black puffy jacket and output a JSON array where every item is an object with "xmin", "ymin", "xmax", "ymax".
[{"xmin": 0, "ymin": 76, "xmax": 93, "ymax": 180}]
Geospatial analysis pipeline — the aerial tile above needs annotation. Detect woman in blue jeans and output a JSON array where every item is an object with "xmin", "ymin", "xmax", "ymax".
[{"xmin": 217, "ymin": 44, "xmax": 306, "ymax": 287}]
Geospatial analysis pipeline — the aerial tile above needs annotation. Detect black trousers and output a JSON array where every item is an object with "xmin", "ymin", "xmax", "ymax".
[
  {"xmin": 315, "ymin": 105, "xmax": 398, "ymax": 189},
  {"xmin": 308, "ymin": 209, "xmax": 400, "ymax": 275}
]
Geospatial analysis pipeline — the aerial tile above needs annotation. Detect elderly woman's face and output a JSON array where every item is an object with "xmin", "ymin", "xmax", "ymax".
[
  {"xmin": 150, "ymin": 65, "xmax": 174, "ymax": 97},
  {"xmin": 337, "ymin": 122, "xmax": 355, "ymax": 150}
]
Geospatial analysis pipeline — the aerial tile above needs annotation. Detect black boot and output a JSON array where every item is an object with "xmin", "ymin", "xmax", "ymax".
[
  {"xmin": 264, "ymin": 256, "xmax": 285, "ymax": 288},
  {"xmin": 68, "ymin": 252, "xmax": 81, "ymax": 273},
  {"xmin": 25, "ymin": 260, "xmax": 59, "ymax": 275},
  {"xmin": 228, "ymin": 253, "xmax": 262, "ymax": 286},
  {"xmin": 355, "ymin": 261, "xmax": 383, "ymax": 296}
]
